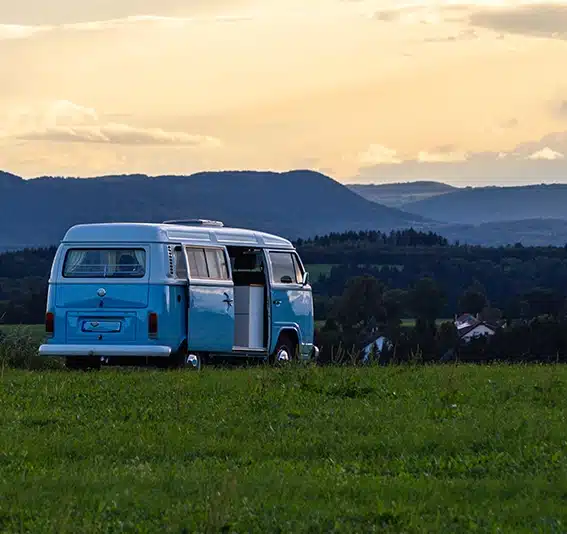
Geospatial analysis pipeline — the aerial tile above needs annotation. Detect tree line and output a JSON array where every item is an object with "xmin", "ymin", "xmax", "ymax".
[{"xmin": 4, "ymin": 230, "xmax": 567, "ymax": 364}]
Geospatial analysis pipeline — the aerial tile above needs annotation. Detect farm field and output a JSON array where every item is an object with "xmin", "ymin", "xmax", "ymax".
[
  {"xmin": 1, "ymin": 364, "xmax": 567, "ymax": 532},
  {"xmin": 305, "ymin": 264, "xmax": 404, "ymax": 280}
]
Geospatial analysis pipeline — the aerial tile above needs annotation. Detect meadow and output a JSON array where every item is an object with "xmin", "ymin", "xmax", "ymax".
[{"xmin": 1, "ymin": 363, "xmax": 567, "ymax": 533}]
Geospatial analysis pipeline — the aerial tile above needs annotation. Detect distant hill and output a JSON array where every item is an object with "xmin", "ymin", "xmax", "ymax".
[
  {"xmin": 441, "ymin": 218, "xmax": 567, "ymax": 247},
  {"xmin": 347, "ymin": 181, "xmax": 457, "ymax": 208},
  {"xmin": 0, "ymin": 170, "xmax": 23, "ymax": 186},
  {"xmin": 402, "ymin": 184, "xmax": 567, "ymax": 224},
  {"xmin": 348, "ymin": 181, "xmax": 567, "ymax": 246},
  {"xmin": 0, "ymin": 170, "xmax": 428, "ymax": 249}
]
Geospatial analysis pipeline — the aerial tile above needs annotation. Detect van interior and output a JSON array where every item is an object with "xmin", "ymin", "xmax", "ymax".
[
  {"xmin": 226, "ymin": 246, "xmax": 269, "ymax": 351},
  {"xmin": 173, "ymin": 244, "xmax": 270, "ymax": 351}
]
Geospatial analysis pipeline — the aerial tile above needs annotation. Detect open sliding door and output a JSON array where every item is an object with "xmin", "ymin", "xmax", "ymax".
[{"xmin": 185, "ymin": 245, "xmax": 234, "ymax": 354}]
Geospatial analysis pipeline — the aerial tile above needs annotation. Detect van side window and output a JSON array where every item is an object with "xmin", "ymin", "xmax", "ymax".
[
  {"xmin": 292, "ymin": 254, "xmax": 304, "ymax": 283},
  {"xmin": 205, "ymin": 248, "xmax": 229, "ymax": 280},
  {"xmin": 186, "ymin": 247, "xmax": 230, "ymax": 280},
  {"xmin": 173, "ymin": 246, "xmax": 188, "ymax": 278},
  {"xmin": 269, "ymin": 252, "xmax": 299, "ymax": 284},
  {"xmin": 186, "ymin": 248, "xmax": 208, "ymax": 279}
]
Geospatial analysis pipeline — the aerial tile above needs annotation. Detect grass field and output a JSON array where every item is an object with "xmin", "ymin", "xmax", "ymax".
[
  {"xmin": 2, "ymin": 364, "xmax": 567, "ymax": 532},
  {"xmin": 305, "ymin": 264, "xmax": 404, "ymax": 280},
  {"xmin": 305, "ymin": 264, "xmax": 339, "ymax": 280}
]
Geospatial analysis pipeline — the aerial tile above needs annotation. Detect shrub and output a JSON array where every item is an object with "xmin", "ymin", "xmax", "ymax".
[{"xmin": 0, "ymin": 326, "xmax": 63, "ymax": 371}]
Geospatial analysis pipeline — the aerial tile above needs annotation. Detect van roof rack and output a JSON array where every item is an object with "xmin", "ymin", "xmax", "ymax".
[{"xmin": 163, "ymin": 219, "xmax": 224, "ymax": 227}]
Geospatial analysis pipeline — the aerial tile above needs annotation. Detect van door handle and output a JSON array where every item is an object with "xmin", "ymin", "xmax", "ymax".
[
  {"xmin": 274, "ymin": 299, "xmax": 281, "ymax": 306},
  {"xmin": 223, "ymin": 292, "xmax": 233, "ymax": 307}
]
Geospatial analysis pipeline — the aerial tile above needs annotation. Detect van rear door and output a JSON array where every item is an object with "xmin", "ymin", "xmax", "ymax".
[
  {"xmin": 185, "ymin": 245, "xmax": 235, "ymax": 353},
  {"xmin": 55, "ymin": 246, "xmax": 149, "ymax": 344}
]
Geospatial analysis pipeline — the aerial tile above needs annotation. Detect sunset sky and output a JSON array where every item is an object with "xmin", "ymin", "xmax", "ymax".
[{"xmin": 1, "ymin": 0, "xmax": 566, "ymax": 185}]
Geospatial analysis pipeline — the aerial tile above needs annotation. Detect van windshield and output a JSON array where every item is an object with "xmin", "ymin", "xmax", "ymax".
[{"xmin": 63, "ymin": 248, "xmax": 146, "ymax": 278}]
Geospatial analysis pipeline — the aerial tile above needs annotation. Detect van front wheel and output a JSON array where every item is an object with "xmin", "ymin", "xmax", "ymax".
[
  {"xmin": 183, "ymin": 353, "xmax": 202, "ymax": 371},
  {"xmin": 270, "ymin": 333, "xmax": 296, "ymax": 365},
  {"xmin": 170, "ymin": 351, "xmax": 202, "ymax": 371}
]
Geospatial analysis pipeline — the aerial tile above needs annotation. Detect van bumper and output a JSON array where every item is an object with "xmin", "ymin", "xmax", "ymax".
[{"xmin": 38, "ymin": 344, "xmax": 172, "ymax": 358}]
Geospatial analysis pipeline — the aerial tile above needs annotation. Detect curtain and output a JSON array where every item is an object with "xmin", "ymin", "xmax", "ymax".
[
  {"xmin": 134, "ymin": 250, "xmax": 146, "ymax": 274},
  {"xmin": 65, "ymin": 250, "xmax": 88, "ymax": 275},
  {"xmin": 107, "ymin": 250, "xmax": 119, "ymax": 276}
]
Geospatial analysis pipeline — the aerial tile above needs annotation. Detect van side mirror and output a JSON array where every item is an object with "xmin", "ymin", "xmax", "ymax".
[
  {"xmin": 302, "ymin": 272, "xmax": 310, "ymax": 286},
  {"xmin": 280, "ymin": 275, "xmax": 293, "ymax": 284}
]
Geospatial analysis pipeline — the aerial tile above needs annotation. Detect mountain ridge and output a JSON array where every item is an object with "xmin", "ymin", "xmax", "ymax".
[
  {"xmin": 402, "ymin": 183, "xmax": 567, "ymax": 224},
  {"xmin": 0, "ymin": 169, "xmax": 429, "ymax": 249},
  {"xmin": 347, "ymin": 181, "xmax": 456, "ymax": 208},
  {"xmin": 6, "ymin": 170, "xmax": 567, "ymax": 248}
]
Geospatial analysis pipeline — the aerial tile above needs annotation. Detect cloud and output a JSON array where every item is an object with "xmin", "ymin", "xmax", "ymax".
[
  {"xmin": 358, "ymin": 144, "xmax": 401, "ymax": 165},
  {"xmin": 17, "ymin": 124, "xmax": 221, "ymax": 147},
  {"xmin": 371, "ymin": 4, "xmax": 473, "ymax": 26},
  {"xmin": 46, "ymin": 100, "xmax": 98, "ymax": 125},
  {"xmin": 3, "ymin": 100, "xmax": 221, "ymax": 148},
  {"xmin": 527, "ymin": 147, "xmax": 564, "ymax": 160},
  {"xmin": 373, "ymin": 6, "xmax": 444, "ymax": 25},
  {"xmin": 0, "ymin": 14, "xmax": 252, "ymax": 40},
  {"xmin": 353, "ymin": 131, "xmax": 567, "ymax": 185},
  {"xmin": 424, "ymin": 28, "xmax": 478, "ymax": 43},
  {"xmin": 417, "ymin": 148, "xmax": 468, "ymax": 163},
  {"xmin": 60, "ymin": 14, "xmax": 251, "ymax": 32},
  {"xmin": 0, "ymin": 24, "xmax": 50, "ymax": 40},
  {"xmin": 469, "ymin": 4, "xmax": 567, "ymax": 40},
  {"xmin": 370, "ymin": 3, "xmax": 567, "ymax": 41}
]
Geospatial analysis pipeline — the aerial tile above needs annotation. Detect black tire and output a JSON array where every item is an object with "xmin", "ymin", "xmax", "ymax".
[
  {"xmin": 270, "ymin": 333, "xmax": 297, "ymax": 365},
  {"xmin": 65, "ymin": 356, "xmax": 101, "ymax": 371},
  {"xmin": 169, "ymin": 350, "xmax": 202, "ymax": 371}
]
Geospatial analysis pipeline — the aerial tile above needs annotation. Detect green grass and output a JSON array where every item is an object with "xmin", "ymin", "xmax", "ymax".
[
  {"xmin": 2, "ymin": 364, "xmax": 567, "ymax": 532},
  {"xmin": 305, "ymin": 264, "xmax": 403, "ymax": 280},
  {"xmin": 305, "ymin": 264, "xmax": 339, "ymax": 279},
  {"xmin": 401, "ymin": 318, "xmax": 453, "ymax": 327}
]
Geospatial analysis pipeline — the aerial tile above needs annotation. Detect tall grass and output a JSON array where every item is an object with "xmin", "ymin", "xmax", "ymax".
[{"xmin": 0, "ymin": 325, "xmax": 62, "ymax": 373}]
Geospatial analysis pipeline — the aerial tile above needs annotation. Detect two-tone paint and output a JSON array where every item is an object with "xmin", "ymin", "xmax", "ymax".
[{"xmin": 39, "ymin": 222, "xmax": 318, "ymax": 364}]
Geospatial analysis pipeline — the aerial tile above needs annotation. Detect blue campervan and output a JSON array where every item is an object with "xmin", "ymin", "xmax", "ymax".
[{"xmin": 39, "ymin": 220, "xmax": 318, "ymax": 370}]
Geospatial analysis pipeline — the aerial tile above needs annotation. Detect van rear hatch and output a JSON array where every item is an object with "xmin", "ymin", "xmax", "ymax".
[
  {"xmin": 55, "ymin": 247, "xmax": 150, "ymax": 343},
  {"xmin": 55, "ymin": 283, "xmax": 149, "ymax": 309}
]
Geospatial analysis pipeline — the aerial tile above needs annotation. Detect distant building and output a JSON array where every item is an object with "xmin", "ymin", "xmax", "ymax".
[
  {"xmin": 361, "ymin": 336, "xmax": 393, "ymax": 363},
  {"xmin": 455, "ymin": 313, "xmax": 498, "ymax": 342},
  {"xmin": 454, "ymin": 313, "xmax": 478, "ymax": 329},
  {"xmin": 457, "ymin": 322, "xmax": 497, "ymax": 342}
]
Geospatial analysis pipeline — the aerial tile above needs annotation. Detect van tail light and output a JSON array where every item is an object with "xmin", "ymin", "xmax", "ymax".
[
  {"xmin": 45, "ymin": 312, "xmax": 54, "ymax": 336},
  {"xmin": 148, "ymin": 312, "xmax": 158, "ymax": 337}
]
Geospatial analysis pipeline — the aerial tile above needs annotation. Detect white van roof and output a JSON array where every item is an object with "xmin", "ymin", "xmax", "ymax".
[{"xmin": 61, "ymin": 222, "xmax": 295, "ymax": 250}]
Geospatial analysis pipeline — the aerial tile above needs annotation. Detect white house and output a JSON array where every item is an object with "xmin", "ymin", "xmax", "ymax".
[
  {"xmin": 361, "ymin": 336, "xmax": 393, "ymax": 362},
  {"xmin": 457, "ymin": 321, "xmax": 497, "ymax": 342}
]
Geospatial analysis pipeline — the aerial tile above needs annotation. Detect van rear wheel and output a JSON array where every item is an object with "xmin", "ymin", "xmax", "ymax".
[{"xmin": 65, "ymin": 356, "xmax": 101, "ymax": 371}]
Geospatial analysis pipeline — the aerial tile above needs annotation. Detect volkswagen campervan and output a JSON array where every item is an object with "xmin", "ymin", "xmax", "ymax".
[{"xmin": 38, "ymin": 220, "xmax": 318, "ymax": 370}]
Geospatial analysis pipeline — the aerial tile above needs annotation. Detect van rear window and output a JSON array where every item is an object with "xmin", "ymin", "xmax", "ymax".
[{"xmin": 63, "ymin": 249, "xmax": 146, "ymax": 278}]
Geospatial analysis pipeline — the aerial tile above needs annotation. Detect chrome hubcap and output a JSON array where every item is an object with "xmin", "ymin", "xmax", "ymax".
[
  {"xmin": 186, "ymin": 354, "xmax": 200, "ymax": 369},
  {"xmin": 277, "ymin": 348, "xmax": 290, "ymax": 362}
]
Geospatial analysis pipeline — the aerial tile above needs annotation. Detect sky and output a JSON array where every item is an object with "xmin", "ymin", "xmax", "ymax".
[{"xmin": 1, "ymin": 0, "xmax": 567, "ymax": 185}]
